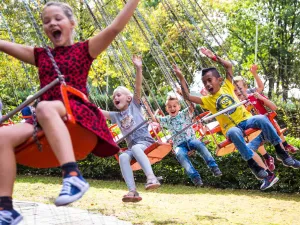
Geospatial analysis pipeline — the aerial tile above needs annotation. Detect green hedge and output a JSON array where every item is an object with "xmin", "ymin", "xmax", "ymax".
[{"xmin": 18, "ymin": 136, "xmax": 300, "ymax": 193}]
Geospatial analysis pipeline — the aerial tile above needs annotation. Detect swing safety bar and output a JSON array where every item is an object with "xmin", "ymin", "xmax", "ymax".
[
  {"xmin": 167, "ymin": 100, "xmax": 248, "ymax": 142},
  {"xmin": 0, "ymin": 78, "xmax": 60, "ymax": 124},
  {"xmin": 116, "ymin": 120, "xmax": 149, "ymax": 144},
  {"xmin": 201, "ymin": 100, "xmax": 248, "ymax": 122}
]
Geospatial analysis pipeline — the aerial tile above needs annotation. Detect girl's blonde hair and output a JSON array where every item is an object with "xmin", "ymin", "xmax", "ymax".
[
  {"xmin": 112, "ymin": 86, "xmax": 133, "ymax": 98},
  {"xmin": 42, "ymin": 1, "xmax": 76, "ymax": 24}
]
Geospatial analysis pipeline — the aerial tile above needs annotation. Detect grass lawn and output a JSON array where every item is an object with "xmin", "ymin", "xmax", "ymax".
[{"xmin": 14, "ymin": 176, "xmax": 300, "ymax": 225}]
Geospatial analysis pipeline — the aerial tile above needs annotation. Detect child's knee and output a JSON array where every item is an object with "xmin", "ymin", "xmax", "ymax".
[
  {"xmin": 119, "ymin": 153, "xmax": 131, "ymax": 163},
  {"xmin": 227, "ymin": 127, "xmax": 242, "ymax": 140},
  {"xmin": 35, "ymin": 101, "xmax": 54, "ymax": 121}
]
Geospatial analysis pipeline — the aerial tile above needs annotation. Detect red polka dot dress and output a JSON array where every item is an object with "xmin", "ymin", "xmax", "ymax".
[{"xmin": 33, "ymin": 40, "xmax": 119, "ymax": 157}]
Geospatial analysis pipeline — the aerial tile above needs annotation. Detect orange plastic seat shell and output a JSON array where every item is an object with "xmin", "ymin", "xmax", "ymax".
[
  {"xmin": 216, "ymin": 128, "xmax": 261, "ymax": 156},
  {"xmin": 14, "ymin": 84, "xmax": 98, "ymax": 168}
]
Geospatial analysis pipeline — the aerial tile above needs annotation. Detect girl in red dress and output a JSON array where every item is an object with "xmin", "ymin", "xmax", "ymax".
[{"xmin": 0, "ymin": 1, "xmax": 140, "ymax": 224}]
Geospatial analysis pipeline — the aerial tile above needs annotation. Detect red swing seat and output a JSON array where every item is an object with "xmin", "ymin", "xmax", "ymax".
[
  {"xmin": 267, "ymin": 111, "xmax": 287, "ymax": 135},
  {"xmin": 216, "ymin": 128, "xmax": 261, "ymax": 156},
  {"xmin": 14, "ymin": 84, "xmax": 98, "ymax": 168},
  {"xmin": 110, "ymin": 122, "xmax": 172, "ymax": 171}
]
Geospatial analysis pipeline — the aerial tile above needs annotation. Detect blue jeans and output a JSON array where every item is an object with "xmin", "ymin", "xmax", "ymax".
[
  {"xmin": 175, "ymin": 139, "xmax": 218, "ymax": 180},
  {"xmin": 227, "ymin": 115, "xmax": 282, "ymax": 161}
]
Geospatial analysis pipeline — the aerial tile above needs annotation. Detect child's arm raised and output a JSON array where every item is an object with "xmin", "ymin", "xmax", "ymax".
[
  {"xmin": 132, "ymin": 55, "xmax": 143, "ymax": 104},
  {"xmin": 200, "ymin": 47, "xmax": 233, "ymax": 82},
  {"xmin": 0, "ymin": 40, "xmax": 35, "ymax": 65},
  {"xmin": 141, "ymin": 97, "xmax": 159, "ymax": 123},
  {"xmin": 250, "ymin": 64, "xmax": 264, "ymax": 93},
  {"xmin": 176, "ymin": 87, "xmax": 194, "ymax": 115},
  {"xmin": 88, "ymin": 0, "xmax": 140, "ymax": 58},
  {"xmin": 253, "ymin": 92, "xmax": 277, "ymax": 111},
  {"xmin": 173, "ymin": 64, "xmax": 203, "ymax": 105}
]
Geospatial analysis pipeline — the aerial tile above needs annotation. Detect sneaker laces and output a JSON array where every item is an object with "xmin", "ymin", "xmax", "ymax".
[
  {"xmin": 60, "ymin": 179, "xmax": 72, "ymax": 195},
  {"xmin": 0, "ymin": 211, "xmax": 13, "ymax": 223}
]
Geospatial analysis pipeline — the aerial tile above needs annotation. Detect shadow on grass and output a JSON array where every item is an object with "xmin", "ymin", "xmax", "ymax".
[{"xmin": 16, "ymin": 175, "xmax": 300, "ymax": 202}]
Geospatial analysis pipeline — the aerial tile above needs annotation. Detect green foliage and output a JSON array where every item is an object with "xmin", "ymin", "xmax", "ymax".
[{"xmin": 18, "ymin": 135, "xmax": 300, "ymax": 193}]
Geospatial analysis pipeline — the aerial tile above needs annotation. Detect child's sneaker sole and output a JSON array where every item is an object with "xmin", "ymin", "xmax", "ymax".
[{"xmin": 145, "ymin": 183, "xmax": 161, "ymax": 190}]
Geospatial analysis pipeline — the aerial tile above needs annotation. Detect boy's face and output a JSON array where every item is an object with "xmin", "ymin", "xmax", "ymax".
[
  {"xmin": 201, "ymin": 72, "xmax": 223, "ymax": 95},
  {"xmin": 166, "ymin": 100, "xmax": 181, "ymax": 117},
  {"xmin": 234, "ymin": 81, "xmax": 248, "ymax": 100},
  {"xmin": 113, "ymin": 91, "xmax": 131, "ymax": 111}
]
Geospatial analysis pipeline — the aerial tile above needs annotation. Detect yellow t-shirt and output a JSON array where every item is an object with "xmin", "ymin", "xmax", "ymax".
[{"xmin": 200, "ymin": 78, "xmax": 252, "ymax": 135}]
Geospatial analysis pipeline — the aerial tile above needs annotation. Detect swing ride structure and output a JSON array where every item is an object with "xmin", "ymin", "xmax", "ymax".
[{"xmin": 0, "ymin": 0, "xmax": 293, "ymax": 224}]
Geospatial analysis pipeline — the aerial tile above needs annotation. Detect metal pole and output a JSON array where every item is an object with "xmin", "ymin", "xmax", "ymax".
[{"xmin": 0, "ymin": 78, "xmax": 60, "ymax": 124}]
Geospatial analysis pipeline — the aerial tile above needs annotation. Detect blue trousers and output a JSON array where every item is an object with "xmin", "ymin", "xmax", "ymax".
[
  {"xmin": 175, "ymin": 139, "xmax": 218, "ymax": 180},
  {"xmin": 226, "ymin": 115, "xmax": 282, "ymax": 161}
]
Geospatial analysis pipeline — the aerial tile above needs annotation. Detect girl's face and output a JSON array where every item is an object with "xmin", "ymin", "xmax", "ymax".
[
  {"xmin": 113, "ymin": 91, "xmax": 131, "ymax": 111},
  {"xmin": 42, "ymin": 5, "xmax": 75, "ymax": 47}
]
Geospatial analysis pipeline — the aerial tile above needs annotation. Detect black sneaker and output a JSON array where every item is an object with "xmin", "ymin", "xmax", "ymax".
[
  {"xmin": 248, "ymin": 163, "xmax": 268, "ymax": 180},
  {"xmin": 276, "ymin": 154, "xmax": 296, "ymax": 168},
  {"xmin": 211, "ymin": 167, "xmax": 222, "ymax": 177},
  {"xmin": 192, "ymin": 177, "xmax": 203, "ymax": 187},
  {"xmin": 260, "ymin": 174, "xmax": 279, "ymax": 190}
]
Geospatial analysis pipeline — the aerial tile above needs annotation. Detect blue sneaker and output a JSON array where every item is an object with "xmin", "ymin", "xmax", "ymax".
[
  {"xmin": 276, "ymin": 154, "xmax": 300, "ymax": 168},
  {"xmin": 0, "ymin": 209, "xmax": 23, "ymax": 225},
  {"xmin": 55, "ymin": 176, "xmax": 89, "ymax": 206},
  {"xmin": 260, "ymin": 174, "xmax": 279, "ymax": 190}
]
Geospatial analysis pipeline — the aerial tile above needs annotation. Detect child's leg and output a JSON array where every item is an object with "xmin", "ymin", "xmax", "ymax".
[
  {"xmin": 35, "ymin": 101, "xmax": 75, "ymax": 164},
  {"xmin": 245, "ymin": 115, "xmax": 299, "ymax": 167},
  {"xmin": 280, "ymin": 134, "xmax": 298, "ymax": 153},
  {"xmin": 258, "ymin": 145, "xmax": 275, "ymax": 171},
  {"xmin": 226, "ymin": 127, "xmax": 268, "ymax": 179},
  {"xmin": 119, "ymin": 151, "xmax": 142, "ymax": 202},
  {"xmin": 0, "ymin": 123, "xmax": 33, "ymax": 196},
  {"xmin": 188, "ymin": 139, "xmax": 222, "ymax": 177},
  {"xmin": 131, "ymin": 143, "xmax": 160, "ymax": 189},
  {"xmin": 188, "ymin": 139, "xmax": 218, "ymax": 168},
  {"xmin": 119, "ymin": 151, "xmax": 136, "ymax": 191},
  {"xmin": 0, "ymin": 123, "xmax": 33, "ymax": 224},
  {"xmin": 175, "ymin": 143, "xmax": 202, "ymax": 185},
  {"xmin": 35, "ymin": 101, "xmax": 89, "ymax": 206}
]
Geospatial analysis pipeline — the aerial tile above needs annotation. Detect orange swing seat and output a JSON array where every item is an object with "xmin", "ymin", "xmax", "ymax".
[
  {"xmin": 14, "ymin": 84, "xmax": 98, "ymax": 168},
  {"xmin": 110, "ymin": 122, "xmax": 172, "ymax": 171},
  {"xmin": 216, "ymin": 128, "xmax": 261, "ymax": 156}
]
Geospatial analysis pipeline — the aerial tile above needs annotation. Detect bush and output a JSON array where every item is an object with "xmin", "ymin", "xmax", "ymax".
[{"xmin": 18, "ymin": 136, "xmax": 300, "ymax": 193}]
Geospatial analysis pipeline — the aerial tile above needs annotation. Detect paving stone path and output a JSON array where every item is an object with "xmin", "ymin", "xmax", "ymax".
[{"xmin": 15, "ymin": 201, "xmax": 132, "ymax": 225}]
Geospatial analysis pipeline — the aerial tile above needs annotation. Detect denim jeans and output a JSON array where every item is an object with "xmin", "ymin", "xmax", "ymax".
[
  {"xmin": 227, "ymin": 115, "xmax": 282, "ymax": 161},
  {"xmin": 175, "ymin": 139, "xmax": 218, "ymax": 180}
]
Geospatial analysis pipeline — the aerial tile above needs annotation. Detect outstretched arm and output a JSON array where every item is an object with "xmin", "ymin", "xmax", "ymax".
[
  {"xmin": 173, "ymin": 64, "xmax": 203, "ymax": 105},
  {"xmin": 100, "ymin": 109, "xmax": 111, "ymax": 120},
  {"xmin": 132, "ymin": 55, "xmax": 143, "ymax": 104},
  {"xmin": 142, "ymin": 97, "xmax": 159, "ymax": 123},
  {"xmin": 88, "ymin": 0, "xmax": 140, "ymax": 58},
  {"xmin": 0, "ymin": 40, "xmax": 35, "ymax": 65},
  {"xmin": 176, "ymin": 86, "xmax": 194, "ymax": 115},
  {"xmin": 250, "ymin": 64, "xmax": 264, "ymax": 93},
  {"xmin": 200, "ymin": 47, "xmax": 233, "ymax": 82},
  {"xmin": 253, "ymin": 92, "xmax": 277, "ymax": 111}
]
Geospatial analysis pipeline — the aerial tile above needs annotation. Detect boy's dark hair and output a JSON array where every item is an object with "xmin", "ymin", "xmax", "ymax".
[{"xmin": 201, "ymin": 67, "xmax": 221, "ymax": 78}]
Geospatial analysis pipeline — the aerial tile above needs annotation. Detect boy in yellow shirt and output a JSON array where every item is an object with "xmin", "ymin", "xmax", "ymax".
[{"xmin": 174, "ymin": 48, "xmax": 300, "ymax": 190}]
